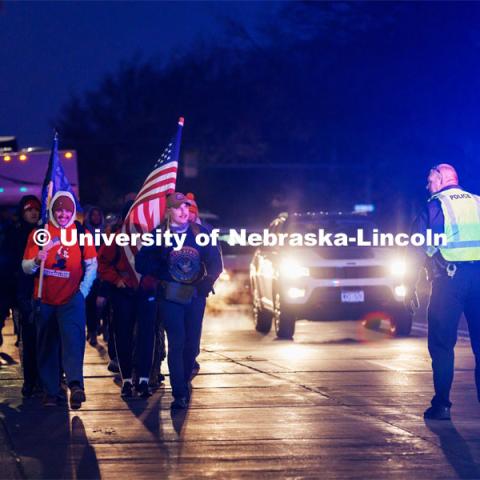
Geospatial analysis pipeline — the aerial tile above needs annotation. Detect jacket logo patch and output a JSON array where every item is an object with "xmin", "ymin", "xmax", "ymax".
[
  {"xmin": 168, "ymin": 246, "xmax": 201, "ymax": 283},
  {"xmin": 44, "ymin": 268, "xmax": 70, "ymax": 279},
  {"xmin": 52, "ymin": 246, "xmax": 70, "ymax": 270}
]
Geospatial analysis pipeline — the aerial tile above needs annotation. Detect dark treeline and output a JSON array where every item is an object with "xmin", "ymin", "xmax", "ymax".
[{"xmin": 56, "ymin": 2, "xmax": 480, "ymax": 228}]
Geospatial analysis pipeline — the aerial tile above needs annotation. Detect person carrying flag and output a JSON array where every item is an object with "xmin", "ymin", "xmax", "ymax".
[
  {"xmin": 135, "ymin": 192, "xmax": 223, "ymax": 409},
  {"xmin": 21, "ymin": 133, "xmax": 97, "ymax": 409},
  {"xmin": 22, "ymin": 191, "xmax": 97, "ymax": 408},
  {"xmin": 99, "ymin": 118, "xmax": 185, "ymax": 398}
]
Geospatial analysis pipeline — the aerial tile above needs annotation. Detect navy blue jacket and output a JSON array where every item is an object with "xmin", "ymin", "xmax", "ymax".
[{"xmin": 135, "ymin": 223, "xmax": 223, "ymax": 297}]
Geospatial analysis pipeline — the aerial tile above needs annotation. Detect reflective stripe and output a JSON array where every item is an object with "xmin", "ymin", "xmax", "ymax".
[{"xmin": 442, "ymin": 240, "xmax": 480, "ymax": 248}]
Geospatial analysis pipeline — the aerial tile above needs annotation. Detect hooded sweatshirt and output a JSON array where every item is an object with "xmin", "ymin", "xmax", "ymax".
[
  {"xmin": 84, "ymin": 205, "xmax": 105, "ymax": 235},
  {"xmin": 22, "ymin": 191, "xmax": 97, "ymax": 305},
  {"xmin": 3, "ymin": 195, "xmax": 41, "ymax": 295}
]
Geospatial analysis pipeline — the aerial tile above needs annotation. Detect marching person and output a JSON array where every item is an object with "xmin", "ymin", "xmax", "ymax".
[
  {"xmin": 22, "ymin": 191, "xmax": 97, "ymax": 408},
  {"xmin": 0, "ymin": 207, "xmax": 16, "ymax": 347},
  {"xmin": 4, "ymin": 195, "xmax": 42, "ymax": 396},
  {"xmin": 186, "ymin": 192, "xmax": 214, "ymax": 232},
  {"xmin": 406, "ymin": 164, "xmax": 480, "ymax": 420},
  {"xmin": 135, "ymin": 192, "xmax": 222, "ymax": 409},
  {"xmin": 97, "ymin": 200, "xmax": 156, "ymax": 399},
  {"xmin": 100, "ymin": 212, "xmax": 124, "ymax": 372},
  {"xmin": 186, "ymin": 193, "xmax": 200, "ymax": 225},
  {"xmin": 84, "ymin": 205, "xmax": 105, "ymax": 346}
]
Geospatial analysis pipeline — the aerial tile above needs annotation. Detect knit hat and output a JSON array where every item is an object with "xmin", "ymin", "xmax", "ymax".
[
  {"xmin": 49, "ymin": 190, "xmax": 77, "ymax": 228},
  {"xmin": 186, "ymin": 193, "xmax": 199, "ymax": 217},
  {"xmin": 52, "ymin": 194, "xmax": 75, "ymax": 213},
  {"xmin": 20, "ymin": 195, "xmax": 41, "ymax": 212}
]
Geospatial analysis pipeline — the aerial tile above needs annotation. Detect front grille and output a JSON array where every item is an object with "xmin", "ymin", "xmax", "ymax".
[
  {"xmin": 310, "ymin": 265, "xmax": 385, "ymax": 279},
  {"xmin": 315, "ymin": 247, "xmax": 374, "ymax": 259},
  {"xmin": 307, "ymin": 285, "xmax": 394, "ymax": 306}
]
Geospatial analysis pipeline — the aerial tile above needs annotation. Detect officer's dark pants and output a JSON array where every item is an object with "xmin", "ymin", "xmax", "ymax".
[
  {"xmin": 36, "ymin": 292, "xmax": 86, "ymax": 396},
  {"xmin": 112, "ymin": 288, "xmax": 155, "ymax": 380},
  {"xmin": 159, "ymin": 296, "xmax": 206, "ymax": 399},
  {"xmin": 428, "ymin": 263, "xmax": 480, "ymax": 407},
  {"xmin": 17, "ymin": 296, "xmax": 38, "ymax": 388}
]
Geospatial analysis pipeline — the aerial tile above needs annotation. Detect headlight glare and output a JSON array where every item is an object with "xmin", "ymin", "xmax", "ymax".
[
  {"xmin": 280, "ymin": 258, "xmax": 310, "ymax": 279},
  {"xmin": 394, "ymin": 285, "xmax": 407, "ymax": 297},
  {"xmin": 287, "ymin": 287, "xmax": 306, "ymax": 299},
  {"xmin": 390, "ymin": 259, "xmax": 406, "ymax": 277},
  {"xmin": 219, "ymin": 270, "xmax": 231, "ymax": 282}
]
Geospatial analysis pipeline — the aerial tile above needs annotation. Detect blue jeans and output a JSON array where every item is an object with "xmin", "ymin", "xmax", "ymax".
[
  {"xmin": 36, "ymin": 292, "xmax": 86, "ymax": 396},
  {"xmin": 159, "ymin": 296, "xmax": 206, "ymax": 398},
  {"xmin": 428, "ymin": 263, "xmax": 480, "ymax": 407}
]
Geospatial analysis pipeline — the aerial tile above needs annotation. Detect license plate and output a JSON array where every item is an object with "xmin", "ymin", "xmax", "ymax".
[{"xmin": 341, "ymin": 290, "xmax": 365, "ymax": 303}]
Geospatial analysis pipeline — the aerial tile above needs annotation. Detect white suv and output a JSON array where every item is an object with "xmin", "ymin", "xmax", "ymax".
[{"xmin": 249, "ymin": 212, "xmax": 412, "ymax": 339}]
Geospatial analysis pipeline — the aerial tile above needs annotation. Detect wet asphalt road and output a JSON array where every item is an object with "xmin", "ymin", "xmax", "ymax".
[{"xmin": 0, "ymin": 298, "xmax": 479, "ymax": 479}]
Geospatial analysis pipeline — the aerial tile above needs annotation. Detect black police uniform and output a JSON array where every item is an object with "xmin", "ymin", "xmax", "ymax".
[{"xmin": 410, "ymin": 185, "xmax": 480, "ymax": 411}]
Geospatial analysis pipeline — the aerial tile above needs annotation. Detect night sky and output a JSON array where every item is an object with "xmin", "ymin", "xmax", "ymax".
[
  {"xmin": 0, "ymin": 1, "xmax": 277, "ymax": 147},
  {"xmin": 2, "ymin": 1, "xmax": 480, "ymax": 220}
]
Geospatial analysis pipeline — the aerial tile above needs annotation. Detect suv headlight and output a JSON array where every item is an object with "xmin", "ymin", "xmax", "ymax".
[
  {"xmin": 219, "ymin": 270, "xmax": 231, "ymax": 282},
  {"xmin": 390, "ymin": 259, "xmax": 406, "ymax": 277},
  {"xmin": 280, "ymin": 258, "xmax": 310, "ymax": 279}
]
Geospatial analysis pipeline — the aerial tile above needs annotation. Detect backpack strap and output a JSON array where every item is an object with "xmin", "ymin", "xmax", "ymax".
[
  {"xmin": 74, "ymin": 220, "xmax": 85, "ymax": 260},
  {"xmin": 74, "ymin": 220, "xmax": 86, "ymax": 279}
]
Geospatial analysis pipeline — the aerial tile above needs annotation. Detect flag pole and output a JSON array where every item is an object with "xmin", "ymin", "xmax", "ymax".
[
  {"xmin": 37, "ymin": 180, "xmax": 52, "ymax": 299},
  {"xmin": 166, "ymin": 116, "xmax": 184, "ymax": 231},
  {"xmin": 37, "ymin": 131, "xmax": 58, "ymax": 299}
]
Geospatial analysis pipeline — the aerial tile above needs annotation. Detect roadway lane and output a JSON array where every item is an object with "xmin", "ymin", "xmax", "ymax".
[{"xmin": 0, "ymin": 302, "xmax": 479, "ymax": 479}]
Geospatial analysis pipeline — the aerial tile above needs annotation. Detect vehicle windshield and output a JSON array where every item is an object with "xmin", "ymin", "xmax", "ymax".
[
  {"xmin": 288, "ymin": 217, "xmax": 377, "ymax": 240},
  {"xmin": 219, "ymin": 234, "xmax": 257, "ymax": 255}
]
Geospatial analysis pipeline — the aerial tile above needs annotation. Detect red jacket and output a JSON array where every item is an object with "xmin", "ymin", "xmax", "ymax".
[{"xmin": 97, "ymin": 239, "xmax": 138, "ymax": 289}]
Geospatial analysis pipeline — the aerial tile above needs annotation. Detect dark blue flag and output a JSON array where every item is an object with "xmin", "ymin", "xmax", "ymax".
[{"xmin": 41, "ymin": 132, "xmax": 81, "ymax": 224}]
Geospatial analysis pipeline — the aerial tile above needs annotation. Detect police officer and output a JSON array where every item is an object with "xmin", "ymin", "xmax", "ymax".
[
  {"xmin": 407, "ymin": 164, "xmax": 480, "ymax": 420},
  {"xmin": 135, "ymin": 192, "xmax": 222, "ymax": 409}
]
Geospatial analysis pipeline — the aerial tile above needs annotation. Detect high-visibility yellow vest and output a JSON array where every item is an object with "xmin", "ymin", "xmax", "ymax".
[{"xmin": 427, "ymin": 187, "xmax": 480, "ymax": 261}]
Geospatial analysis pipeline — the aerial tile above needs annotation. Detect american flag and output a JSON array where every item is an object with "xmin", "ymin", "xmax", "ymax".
[{"xmin": 121, "ymin": 117, "xmax": 184, "ymax": 285}]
